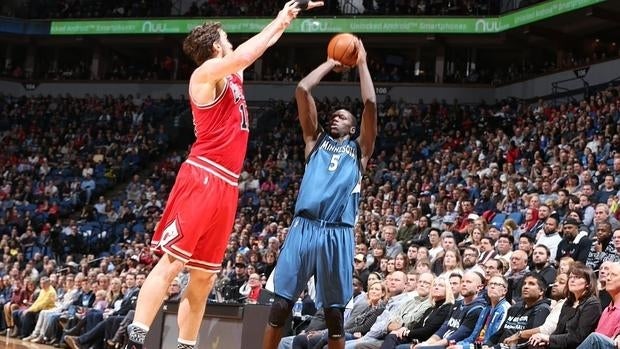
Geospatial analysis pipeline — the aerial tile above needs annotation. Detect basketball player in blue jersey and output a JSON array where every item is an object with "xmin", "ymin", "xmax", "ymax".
[{"xmin": 262, "ymin": 39, "xmax": 377, "ymax": 349}]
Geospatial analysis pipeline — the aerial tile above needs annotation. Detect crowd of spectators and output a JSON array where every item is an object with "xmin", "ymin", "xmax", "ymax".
[
  {"xmin": 0, "ymin": 92, "xmax": 188, "ymax": 347},
  {"xmin": 5, "ymin": 44, "xmax": 620, "ymax": 88},
  {"xmin": 215, "ymin": 84, "xmax": 620, "ymax": 348},
  {"xmin": 1, "ymin": 0, "xmax": 535, "ymax": 19},
  {"xmin": 1, "ymin": 79, "xmax": 620, "ymax": 348}
]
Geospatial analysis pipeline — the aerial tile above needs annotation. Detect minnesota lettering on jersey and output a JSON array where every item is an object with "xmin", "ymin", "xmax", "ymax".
[{"xmin": 320, "ymin": 140, "xmax": 356, "ymax": 159}]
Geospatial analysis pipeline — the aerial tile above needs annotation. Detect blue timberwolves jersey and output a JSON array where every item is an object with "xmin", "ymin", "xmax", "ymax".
[{"xmin": 294, "ymin": 132, "xmax": 361, "ymax": 226}]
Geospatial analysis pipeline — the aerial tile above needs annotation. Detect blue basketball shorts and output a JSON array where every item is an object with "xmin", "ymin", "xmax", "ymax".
[{"xmin": 271, "ymin": 215, "xmax": 354, "ymax": 308}]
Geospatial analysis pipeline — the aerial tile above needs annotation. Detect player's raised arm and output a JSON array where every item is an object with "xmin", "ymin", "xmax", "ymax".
[
  {"xmin": 195, "ymin": 0, "xmax": 323, "ymax": 84},
  {"xmin": 296, "ymin": 59, "xmax": 339, "ymax": 153},
  {"xmin": 355, "ymin": 39, "xmax": 377, "ymax": 171}
]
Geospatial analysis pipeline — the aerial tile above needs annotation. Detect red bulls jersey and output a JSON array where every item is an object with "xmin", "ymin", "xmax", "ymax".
[{"xmin": 188, "ymin": 73, "xmax": 249, "ymax": 175}]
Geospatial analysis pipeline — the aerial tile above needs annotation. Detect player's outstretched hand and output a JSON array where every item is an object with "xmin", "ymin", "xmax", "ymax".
[
  {"xmin": 278, "ymin": 0, "xmax": 302, "ymax": 27},
  {"xmin": 355, "ymin": 38, "xmax": 367, "ymax": 66},
  {"xmin": 298, "ymin": 0, "xmax": 325, "ymax": 10}
]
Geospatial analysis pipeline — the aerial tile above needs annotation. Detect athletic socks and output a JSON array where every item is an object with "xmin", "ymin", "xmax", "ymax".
[
  {"xmin": 177, "ymin": 338, "xmax": 197, "ymax": 349},
  {"xmin": 127, "ymin": 322, "xmax": 149, "ymax": 347}
]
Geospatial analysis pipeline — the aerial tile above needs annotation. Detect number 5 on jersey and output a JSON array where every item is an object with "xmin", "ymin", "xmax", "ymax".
[{"xmin": 328, "ymin": 154, "xmax": 341, "ymax": 171}]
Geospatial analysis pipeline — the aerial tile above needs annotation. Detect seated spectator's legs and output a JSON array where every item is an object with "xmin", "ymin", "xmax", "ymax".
[
  {"xmin": 0, "ymin": 304, "xmax": 6, "ymax": 332},
  {"xmin": 576, "ymin": 333, "xmax": 617, "ymax": 349},
  {"xmin": 278, "ymin": 335, "xmax": 295, "ymax": 349},
  {"xmin": 349, "ymin": 338, "xmax": 383, "ymax": 349},
  {"xmin": 84, "ymin": 309, "xmax": 103, "ymax": 333},
  {"xmin": 110, "ymin": 310, "xmax": 134, "ymax": 345},
  {"xmin": 11, "ymin": 309, "xmax": 22, "ymax": 336},
  {"xmin": 394, "ymin": 345, "xmax": 411, "ymax": 349},
  {"xmin": 44, "ymin": 314, "xmax": 62, "ymax": 343},
  {"xmin": 104, "ymin": 315, "xmax": 124, "ymax": 342},
  {"xmin": 20, "ymin": 310, "xmax": 39, "ymax": 337},
  {"xmin": 3, "ymin": 302, "xmax": 13, "ymax": 331},
  {"xmin": 379, "ymin": 334, "xmax": 409, "ymax": 349},
  {"xmin": 30, "ymin": 308, "xmax": 52, "ymax": 338}
]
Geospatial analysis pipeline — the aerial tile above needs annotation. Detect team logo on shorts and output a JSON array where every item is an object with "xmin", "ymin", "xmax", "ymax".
[{"xmin": 161, "ymin": 220, "xmax": 180, "ymax": 245}]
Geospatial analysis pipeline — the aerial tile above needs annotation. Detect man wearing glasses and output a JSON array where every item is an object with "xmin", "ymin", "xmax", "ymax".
[{"xmin": 488, "ymin": 273, "xmax": 551, "ymax": 348}]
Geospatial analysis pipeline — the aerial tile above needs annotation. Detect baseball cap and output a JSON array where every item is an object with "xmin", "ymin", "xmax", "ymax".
[
  {"xmin": 467, "ymin": 213, "xmax": 480, "ymax": 221},
  {"xmin": 563, "ymin": 218, "xmax": 580, "ymax": 227},
  {"xmin": 354, "ymin": 254, "xmax": 366, "ymax": 263}
]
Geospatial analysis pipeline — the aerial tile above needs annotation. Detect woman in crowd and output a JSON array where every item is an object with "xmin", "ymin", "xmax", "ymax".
[
  {"xmin": 558, "ymin": 257, "xmax": 575, "ymax": 274},
  {"xmin": 436, "ymin": 248, "xmax": 464, "ymax": 277},
  {"xmin": 520, "ymin": 208, "xmax": 539, "ymax": 238},
  {"xmin": 380, "ymin": 275, "xmax": 454, "ymax": 349},
  {"xmin": 394, "ymin": 253, "xmax": 408, "ymax": 272},
  {"xmin": 528, "ymin": 263, "xmax": 601, "ymax": 349},
  {"xmin": 406, "ymin": 245, "xmax": 418, "ymax": 270},
  {"xmin": 293, "ymin": 280, "xmax": 387, "ymax": 348},
  {"xmin": 368, "ymin": 243, "xmax": 386, "ymax": 274},
  {"xmin": 416, "ymin": 247, "xmax": 430, "ymax": 263}
]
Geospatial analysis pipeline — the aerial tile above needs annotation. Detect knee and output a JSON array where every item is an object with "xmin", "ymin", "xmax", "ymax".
[
  {"xmin": 324, "ymin": 307, "xmax": 344, "ymax": 339},
  {"xmin": 155, "ymin": 254, "xmax": 185, "ymax": 280},
  {"xmin": 267, "ymin": 296, "xmax": 293, "ymax": 328}
]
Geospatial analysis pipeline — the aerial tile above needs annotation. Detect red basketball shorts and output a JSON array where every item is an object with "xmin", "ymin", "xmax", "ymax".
[{"xmin": 151, "ymin": 157, "xmax": 239, "ymax": 272}]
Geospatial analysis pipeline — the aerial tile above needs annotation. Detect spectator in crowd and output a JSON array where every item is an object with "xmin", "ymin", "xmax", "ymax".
[
  {"xmin": 538, "ymin": 217, "xmax": 563, "ymax": 260},
  {"xmin": 456, "ymin": 275, "xmax": 510, "ymax": 348},
  {"xmin": 528, "ymin": 263, "xmax": 602, "ymax": 349},
  {"xmin": 491, "ymin": 272, "xmax": 551, "ymax": 348},
  {"xmin": 342, "ymin": 271, "xmax": 409, "ymax": 348},
  {"xmin": 589, "ymin": 223, "xmax": 620, "ymax": 270},
  {"xmin": 380, "ymin": 275, "xmax": 453, "ymax": 349},
  {"xmin": 531, "ymin": 245, "xmax": 557, "ymax": 287},
  {"xmin": 20, "ymin": 276, "xmax": 56, "ymax": 339},
  {"xmin": 556, "ymin": 218, "xmax": 592, "ymax": 264},
  {"xmin": 415, "ymin": 271, "xmax": 487, "ymax": 348},
  {"xmin": 576, "ymin": 262, "xmax": 620, "ymax": 349}
]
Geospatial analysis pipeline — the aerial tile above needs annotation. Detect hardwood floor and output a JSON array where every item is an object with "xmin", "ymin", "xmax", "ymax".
[{"xmin": 1, "ymin": 336, "xmax": 57, "ymax": 348}]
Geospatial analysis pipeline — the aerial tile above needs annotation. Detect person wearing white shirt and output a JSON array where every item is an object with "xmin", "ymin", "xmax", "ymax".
[{"xmin": 537, "ymin": 216, "xmax": 563, "ymax": 261}]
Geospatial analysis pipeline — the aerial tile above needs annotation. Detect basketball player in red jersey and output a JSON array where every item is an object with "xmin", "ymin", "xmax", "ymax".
[{"xmin": 122, "ymin": 2, "xmax": 324, "ymax": 349}]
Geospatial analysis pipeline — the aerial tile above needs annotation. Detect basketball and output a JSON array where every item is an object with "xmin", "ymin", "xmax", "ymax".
[{"xmin": 327, "ymin": 33, "xmax": 358, "ymax": 67}]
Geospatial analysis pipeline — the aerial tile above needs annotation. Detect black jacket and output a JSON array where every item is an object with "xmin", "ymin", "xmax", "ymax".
[
  {"xmin": 488, "ymin": 298, "xmax": 551, "ymax": 348},
  {"xmin": 549, "ymin": 295, "xmax": 602, "ymax": 349},
  {"xmin": 556, "ymin": 234, "xmax": 592, "ymax": 264},
  {"xmin": 406, "ymin": 301, "xmax": 453, "ymax": 341},
  {"xmin": 114, "ymin": 286, "xmax": 140, "ymax": 316}
]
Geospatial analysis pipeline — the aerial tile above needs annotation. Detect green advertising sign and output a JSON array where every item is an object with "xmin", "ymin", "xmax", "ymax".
[{"xmin": 50, "ymin": 0, "xmax": 605, "ymax": 35}]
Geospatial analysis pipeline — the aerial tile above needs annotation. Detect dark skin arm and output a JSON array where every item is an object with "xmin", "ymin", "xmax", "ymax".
[{"xmin": 295, "ymin": 39, "xmax": 377, "ymax": 170}]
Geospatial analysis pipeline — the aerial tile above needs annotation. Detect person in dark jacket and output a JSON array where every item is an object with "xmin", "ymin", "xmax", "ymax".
[
  {"xmin": 489, "ymin": 272, "xmax": 551, "ymax": 348},
  {"xmin": 531, "ymin": 245, "xmax": 557, "ymax": 288},
  {"xmin": 415, "ymin": 271, "xmax": 488, "ymax": 347},
  {"xmin": 529, "ymin": 262, "xmax": 602, "ymax": 349},
  {"xmin": 556, "ymin": 218, "xmax": 592, "ymax": 264},
  {"xmin": 379, "ymin": 275, "xmax": 454, "ymax": 349}
]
